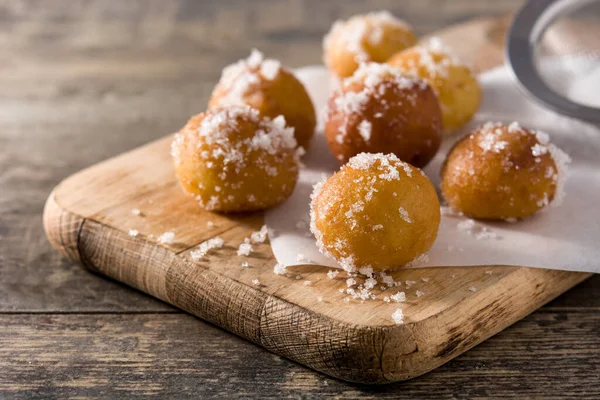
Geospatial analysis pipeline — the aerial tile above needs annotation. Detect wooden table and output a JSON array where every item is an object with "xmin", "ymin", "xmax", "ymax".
[{"xmin": 1, "ymin": 1, "xmax": 598, "ymax": 398}]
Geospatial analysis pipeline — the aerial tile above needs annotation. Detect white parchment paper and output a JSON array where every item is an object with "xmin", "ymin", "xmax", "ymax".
[{"xmin": 265, "ymin": 65, "xmax": 600, "ymax": 273}]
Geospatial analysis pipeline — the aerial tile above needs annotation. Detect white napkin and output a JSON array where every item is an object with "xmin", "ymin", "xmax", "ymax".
[{"xmin": 265, "ymin": 65, "xmax": 600, "ymax": 273}]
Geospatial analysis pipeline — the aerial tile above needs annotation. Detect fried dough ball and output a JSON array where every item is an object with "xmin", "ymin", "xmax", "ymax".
[
  {"xmin": 441, "ymin": 122, "xmax": 571, "ymax": 220},
  {"xmin": 388, "ymin": 40, "xmax": 482, "ymax": 134},
  {"xmin": 325, "ymin": 62, "xmax": 442, "ymax": 167},
  {"xmin": 323, "ymin": 11, "xmax": 418, "ymax": 79},
  {"xmin": 209, "ymin": 49, "xmax": 316, "ymax": 149},
  {"xmin": 310, "ymin": 153, "xmax": 441, "ymax": 272},
  {"xmin": 171, "ymin": 106, "xmax": 300, "ymax": 212}
]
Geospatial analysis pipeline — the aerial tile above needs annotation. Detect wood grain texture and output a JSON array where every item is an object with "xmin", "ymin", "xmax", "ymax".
[
  {"xmin": 42, "ymin": 14, "xmax": 591, "ymax": 384},
  {"xmin": 1, "ymin": 312, "xmax": 598, "ymax": 399},
  {"xmin": 3, "ymin": 0, "xmax": 599, "ymax": 396}
]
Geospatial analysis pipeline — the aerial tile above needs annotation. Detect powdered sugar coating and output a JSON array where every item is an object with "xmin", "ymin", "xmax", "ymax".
[
  {"xmin": 309, "ymin": 152, "xmax": 440, "ymax": 272},
  {"xmin": 172, "ymin": 106, "xmax": 300, "ymax": 212},
  {"xmin": 479, "ymin": 121, "xmax": 571, "ymax": 209},
  {"xmin": 326, "ymin": 62, "xmax": 441, "ymax": 166},
  {"xmin": 213, "ymin": 49, "xmax": 281, "ymax": 107},
  {"xmin": 394, "ymin": 37, "xmax": 466, "ymax": 81},
  {"xmin": 443, "ymin": 121, "xmax": 571, "ymax": 220},
  {"xmin": 323, "ymin": 11, "xmax": 414, "ymax": 66}
]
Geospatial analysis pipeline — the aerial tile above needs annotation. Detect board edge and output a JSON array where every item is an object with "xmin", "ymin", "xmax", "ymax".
[{"xmin": 42, "ymin": 186, "xmax": 591, "ymax": 384}]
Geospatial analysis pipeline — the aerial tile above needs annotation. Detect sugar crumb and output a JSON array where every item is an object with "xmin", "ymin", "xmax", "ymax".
[
  {"xmin": 273, "ymin": 263, "xmax": 287, "ymax": 275},
  {"xmin": 250, "ymin": 225, "xmax": 269, "ymax": 243},
  {"xmin": 390, "ymin": 291, "xmax": 406, "ymax": 302},
  {"xmin": 392, "ymin": 308, "xmax": 404, "ymax": 324},
  {"xmin": 327, "ymin": 270, "xmax": 340, "ymax": 279},
  {"xmin": 237, "ymin": 242, "xmax": 253, "ymax": 256},
  {"xmin": 191, "ymin": 236, "xmax": 224, "ymax": 259},
  {"xmin": 158, "ymin": 231, "xmax": 175, "ymax": 244}
]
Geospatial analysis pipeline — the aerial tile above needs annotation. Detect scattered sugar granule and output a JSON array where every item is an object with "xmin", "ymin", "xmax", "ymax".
[
  {"xmin": 158, "ymin": 231, "xmax": 175, "ymax": 244},
  {"xmin": 296, "ymin": 275, "xmax": 301, "ymax": 280},
  {"xmin": 421, "ymin": 277, "xmax": 430, "ymax": 282},
  {"xmin": 327, "ymin": 270, "xmax": 339, "ymax": 279},
  {"xmin": 237, "ymin": 243, "xmax": 253, "ymax": 256},
  {"xmin": 344, "ymin": 297, "xmax": 350, "ymax": 303},
  {"xmin": 392, "ymin": 308, "xmax": 404, "ymax": 325},
  {"xmin": 241, "ymin": 261, "xmax": 249, "ymax": 268},
  {"xmin": 390, "ymin": 291, "xmax": 406, "ymax": 302},
  {"xmin": 190, "ymin": 236, "xmax": 225, "ymax": 259},
  {"xmin": 358, "ymin": 120, "xmax": 372, "ymax": 142},
  {"xmin": 469, "ymin": 286, "xmax": 477, "ymax": 292},
  {"xmin": 398, "ymin": 207, "xmax": 413, "ymax": 223},
  {"xmin": 296, "ymin": 253, "xmax": 312, "ymax": 263},
  {"xmin": 406, "ymin": 253, "xmax": 429, "ymax": 267},
  {"xmin": 248, "ymin": 225, "xmax": 269, "ymax": 244},
  {"xmin": 416, "ymin": 290, "xmax": 425, "ymax": 297},
  {"xmin": 339, "ymin": 288, "xmax": 345, "ymax": 293},
  {"xmin": 273, "ymin": 263, "xmax": 287, "ymax": 275},
  {"xmin": 252, "ymin": 279, "xmax": 261, "ymax": 286},
  {"xmin": 372, "ymin": 224, "xmax": 384, "ymax": 231},
  {"xmin": 364, "ymin": 277, "xmax": 378, "ymax": 290},
  {"xmin": 457, "ymin": 219, "xmax": 500, "ymax": 240},
  {"xmin": 303, "ymin": 280, "xmax": 312, "ymax": 286},
  {"xmin": 358, "ymin": 266, "xmax": 374, "ymax": 276},
  {"xmin": 485, "ymin": 270, "xmax": 493, "ymax": 275},
  {"xmin": 207, "ymin": 221, "xmax": 215, "ymax": 227},
  {"xmin": 405, "ymin": 280, "xmax": 417, "ymax": 288},
  {"xmin": 317, "ymin": 296, "xmax": 323, "ymax": 303},
  {"xmin": 260, "ymin": 59, "xmax": 281, "ymax": 80},
  {"xmin": 383, "ymin": 296, "xmax": 391, "ymax": 303},
  {"xmin": 382, "ymin": 275, "xmax": 395, "ymax": 287},
  {"xmin": 128, "ymin": 229, "xmax": 139, "ymax": 237},
  {"xmin": 346, "ymin": 278, "xmax": 357, "ymax": 287},
  {"xmin": 131, "ymin": 208, "xmax": 142, "ymax": 216}
]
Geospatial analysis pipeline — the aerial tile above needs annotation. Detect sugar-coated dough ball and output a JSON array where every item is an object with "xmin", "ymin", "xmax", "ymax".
[
  {"xmin": 209, "ymin": 49, "xmax": 316, "ymax": 149},
  {"xmin": 441, "ymin": 122, "xmax": 571, "ymax": 220},
  {"xmin": 325, "ymin": 63, "xmax": 442, "ymax": 168},
  {"xmin": 323, "ymin": 11, "xmax": 417, "ymax": 79},
  {"xmin": 388, "ymin": 39, "xmax": 482, "ymax": 134},
  {"xmin": 172, "ymin": 106, "xmax": 300, "ymax": 212},
  {"xmin": 310, "ymin": 153, "xmax": 440, "ymax": 272}
]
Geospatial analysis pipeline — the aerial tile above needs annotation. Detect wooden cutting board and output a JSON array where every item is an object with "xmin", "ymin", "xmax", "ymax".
[{"xmin": 43, "ymin": 16, "xmax": 591, "ymax": 384}]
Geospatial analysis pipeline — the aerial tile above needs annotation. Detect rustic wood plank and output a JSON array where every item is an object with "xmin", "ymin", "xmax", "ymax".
[{"xmin": 1, "ymin": 312, "xmax": 598, "ymax": 399}]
